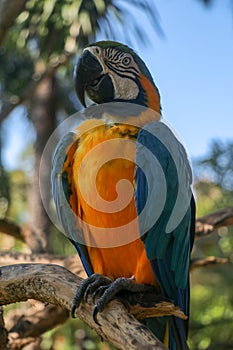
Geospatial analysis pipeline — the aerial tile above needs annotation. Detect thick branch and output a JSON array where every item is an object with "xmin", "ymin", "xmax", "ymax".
[
  {"xmin": 8, "ymin": 335, "xmax": 41, "ymax": 350},
  {"xmin": 195, "ymin": 207, "xmax": 233, "ymax": 237},
  {"xmin": 1, "ymin": 250, "xmax": 231, "ymax": 278},
  {"xmin": 9, "ymin": 305, "xmax": 69, "ymax": 338},
  {"xmin": 0, "ymin": 219, "xmax": 46, "ymax": 252},
  {"xmin": 5, "ymin": 303, "xmax": 68, "ymax": 349},
  {"xmin": 0, "ymin": 263, "xmax": 187, "ymax": 350},
  {"xmin": 2, "ymin": 208, "xmax": 233, "ymax": 250},
  {"xmin": 0, "ymin": 219, "xmax": 25, "ymax": 242},
  {"xmin": 0, "ymin": 251, "xmax": 86, "ymax": 277}
]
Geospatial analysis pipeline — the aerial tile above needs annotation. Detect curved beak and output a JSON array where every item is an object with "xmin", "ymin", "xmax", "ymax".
[{"xmin": 74, "ymin": 49, "xmax": 114, "ymax": 107}]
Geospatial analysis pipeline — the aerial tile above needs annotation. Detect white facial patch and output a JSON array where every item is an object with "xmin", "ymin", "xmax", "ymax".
[
  {"xmin": 110, "ymin": 71, "xmax": 139, "ymax": 100},
  {"xmin": 84, "ymin": 45, "xmax": 140, "ymax": 101}
]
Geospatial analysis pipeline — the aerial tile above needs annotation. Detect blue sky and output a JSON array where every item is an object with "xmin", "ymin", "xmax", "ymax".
[
  {"xmin": 2, "ymin": 0, "xmax": 233, "ymax": 169},
  {"xmin": 138, "ymin": 0, "xmax": 233, "ymax": 158}
]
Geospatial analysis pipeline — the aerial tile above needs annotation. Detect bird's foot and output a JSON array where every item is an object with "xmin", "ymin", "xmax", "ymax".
[
  {"xmin": 71, "ymin": 274, "xmax": 155, "ymax": 325},
  {"xmin": 71, "ymin": 274, "xmax": 112, "ymax": 318}
]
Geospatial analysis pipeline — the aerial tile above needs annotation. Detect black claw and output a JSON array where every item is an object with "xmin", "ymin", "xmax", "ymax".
[
  {"xmin": 83, "ymin": 277, "xmax": 111, "ymax": 302},
  {"xmin": 92, "ymin": 285, "xmax": 109, "ymax": 301},
  {"xmin": 71, "ymin": 286, "xmax": 85, "ymax": 316},
  {"xmin": 71, "ymin": 274, "xmax": 113, "ymax": 320},
  {"xmin": 83, "ymin": 285, "xmax": 91, "ymax": 302},
  {"xmin": 71, "ymin": 274, "xmax": 157, "ymax": 325},
  {"xmin": 71, "ymin": 300, "xmax": 78, "ymax": 318},
  {"xmin": 93, "ymin": 305, "xmax": 101, "ymax": 326}
]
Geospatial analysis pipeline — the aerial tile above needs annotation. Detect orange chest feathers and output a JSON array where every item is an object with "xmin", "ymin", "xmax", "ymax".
[{"xmin": 72, "ymin": 121, "xmax": 156, "ymax": 286}]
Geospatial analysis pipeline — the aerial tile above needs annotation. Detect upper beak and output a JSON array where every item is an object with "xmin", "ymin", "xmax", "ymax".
[
  {"xmin": 74, "ymin": 49, "xmax": 103, "ymax": 107},
  {"xmin": 74, "ymin": 49, "xmax": 115, "ymax": 107}
]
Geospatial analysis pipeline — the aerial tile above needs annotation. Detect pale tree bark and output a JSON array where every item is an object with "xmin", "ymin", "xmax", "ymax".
[
  {"xmin": 0, "ymin": 207, "xmax": 232, "ymax": 349},
  {"xmin": 0, "ymin": 264, "xmax": 187, "ymax": 350}
]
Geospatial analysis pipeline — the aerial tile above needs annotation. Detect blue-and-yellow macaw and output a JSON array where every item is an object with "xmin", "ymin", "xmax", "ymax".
[{"xmin": 52, "ymin": 41, "xmax": 195, "ymax": 349}]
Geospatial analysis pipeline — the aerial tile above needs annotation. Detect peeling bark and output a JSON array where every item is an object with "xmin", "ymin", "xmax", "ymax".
[{"xmin": 0, "ymin": 263, "xmax": 187, "ymax": 350}]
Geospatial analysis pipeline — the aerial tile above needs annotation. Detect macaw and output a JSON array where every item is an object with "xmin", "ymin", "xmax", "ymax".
[{"xmin": 52, "ymin": 41, "xmax": 195, "ymax": 350}]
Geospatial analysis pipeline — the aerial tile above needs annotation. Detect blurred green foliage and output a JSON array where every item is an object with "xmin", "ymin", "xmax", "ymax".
[
  {"xmin": 0, "ymin": 1, "xmax": 160, "ymax": 349},
  {"xmin": 41, "ymin": 318, "xmax": 114, "ymax": 350},
  {"xmin": 1, "ymin": 138, "xmax": 232, "ymax": 349},
  {"xmin": 194, "ymin": 141, "xmax": 233, "ymax": 221},
  {"xmin": 0, "ymin": 166, "xmax": 10, "ymax": 218},
  {"xmin": 189, "ymin": 140, "xmax": 233, "ymax": 350},
  {"xmin": 0, "ymin": 0, "xmax": 232, "ymax": 348}
]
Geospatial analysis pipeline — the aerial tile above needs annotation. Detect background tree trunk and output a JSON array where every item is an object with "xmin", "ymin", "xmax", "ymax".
[{"xmin": 28, "ymin": 73, "xmax": 57, "ymax": 253}]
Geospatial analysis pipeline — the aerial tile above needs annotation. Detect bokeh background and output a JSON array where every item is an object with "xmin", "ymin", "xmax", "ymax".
[{"xmin": 0, "ymin": 0, "xmax": 232, "ymax": 349}]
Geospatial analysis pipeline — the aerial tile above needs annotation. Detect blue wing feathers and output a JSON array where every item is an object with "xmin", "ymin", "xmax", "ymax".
[
  {"xmin": 135, "ymin": 121, "xmax": 195, "ymax": 350},
  {"xmin": 52, "ymin": 117, "xmax": 195, "ymax": 349},
  {"xmin": 51, "ymin": 132, "xmax": 93, "ymax": 277}
]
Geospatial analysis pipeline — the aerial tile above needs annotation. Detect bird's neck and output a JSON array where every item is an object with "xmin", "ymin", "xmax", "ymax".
[{"xmin": 138, "ymin": 74, "xmax": 161, "ymax": 114}]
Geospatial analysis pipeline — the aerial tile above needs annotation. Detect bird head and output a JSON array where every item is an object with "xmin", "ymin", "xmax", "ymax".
[{"xmin": 74, "ymin": 41, "xmax": 161, "ymax": 113}]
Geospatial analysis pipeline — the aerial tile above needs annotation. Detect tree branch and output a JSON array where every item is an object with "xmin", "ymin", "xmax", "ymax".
[
  {"xmin": 195, "ymin": 207, "xmax": 233, "ymax": 237},
  {"xmin": 4, "ymin": 302, "xmax": 68, "ymax": 349},
  {"xmin": 1, "ymin": 207, "xmax": 232, "ymax": 250},
  {"xmin": 0, "ymin": 219, "xmax": 45, "ymax": 253},
  {"xmin": 8, "ymin": 305, "xmax": 68, "ymax": 343},
  {"xmin": 1, "ymin": 205, "xmax": 232, "ymax": 348},
  {"xmin": 190, "ymin": 256, "xmax": 232, "ymax": 270},
  {"xmin": 1, "ymin": 249, "xmax": 231, "ymax": 277},
  {"xmin": 0, "ymin": 251, "xmax": 86, "ymax": 277},
  {"xmin": 8, "ymin": 335, "xmax": 41, "ymax": 350},
  {"xmin": 0, "ymin": 263, "xmax": 188, "ymax": 350}
]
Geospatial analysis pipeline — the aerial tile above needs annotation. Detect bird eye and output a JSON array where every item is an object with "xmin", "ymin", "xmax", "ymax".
[{"xmin": 122, "ymin": 57, "xmax": 131, "ymax": 66}]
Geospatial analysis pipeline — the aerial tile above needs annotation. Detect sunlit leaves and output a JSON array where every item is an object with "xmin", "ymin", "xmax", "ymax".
[
  {"xmin": 79, "ymin": 11, "xmax": 93, "ymax": 35},
  {"xmin": 16, "ymin": 11, "xmax": 29, "ymax": 24},
  {"xmin": 4, "ymin": 0, "xmax": 161, "ymax": 57}
]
